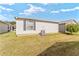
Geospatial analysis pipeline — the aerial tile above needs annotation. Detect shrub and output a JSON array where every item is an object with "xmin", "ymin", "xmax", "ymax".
[{"xmin": 66, "ymin": 24, "xmax": 79, "ymax": 34}]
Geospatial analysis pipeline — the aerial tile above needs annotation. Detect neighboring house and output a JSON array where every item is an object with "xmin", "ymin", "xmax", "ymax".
[
  {"xmin": 16, "ymin": 17, "xmax": 59, "ymax": 35},
  {"xmin": 16, "ymin": 18, "xmax": 77, "ymax": 35},
  {"xmin": 0, "ymin": 21, "xmax": 10, "ymax": 33},
  {"xmin": 0, "ymin": 20, "xmax": 15, "ymax": 33},
  {"xmin": 5, "ymin": 22, "xmax": 16, "ymax": 31},
  {"xmin": 59, "ymin": 19, "xmax": 78, "ymax": 33}
]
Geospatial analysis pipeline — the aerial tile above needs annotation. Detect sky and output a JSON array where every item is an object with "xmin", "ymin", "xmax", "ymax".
[{"xmin": 0, "ymin": 3, "xmax": 79, "ymax": 21}]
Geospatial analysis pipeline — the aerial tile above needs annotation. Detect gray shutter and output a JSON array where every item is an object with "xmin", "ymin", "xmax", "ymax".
[
  {"xmin": 23, "ymin": 20, "xmax": 26, "ymax": 31},
  {"xmin": 34, "ymin": 21, "xmax": 36, "ymax": 30}
]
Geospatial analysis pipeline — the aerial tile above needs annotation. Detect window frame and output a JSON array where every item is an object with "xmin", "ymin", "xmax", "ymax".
[{"xmin": 23, "ymin": 20, "xmax": 36, "ymax": 31}]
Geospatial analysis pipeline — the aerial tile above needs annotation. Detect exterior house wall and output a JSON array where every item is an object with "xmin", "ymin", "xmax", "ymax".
[
  {"xmin": 16, "ymin": 20, "xmax": 37, "ymax": 35},
  {"xmin": 16, "ymin": 20, "xmax": 59, "ymax": 35},
  {"xmin": 0, "ymin": 25, "xmax": 9, "ymax": 33},
  {"xmin": 36, "ymin": 22, "xmax": 59, "ymax": 33},
  {"xmin": 16, "ymin": 20, "xmax": 24, "ymax": 34},
  {"xmin": 59, "ymin": 23, "xmax": 65, "ymax": 33}
]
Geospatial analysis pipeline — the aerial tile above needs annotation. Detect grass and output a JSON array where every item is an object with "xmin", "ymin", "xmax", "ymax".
[
  {"xmin": 38, "ymin": 41, "xmax": 79, "ymax": 56},
  {"xmin": 0, "ymin": 32, "xmax": 79, "ymax": 56},
  {"xmin": 66, "ymin": 31, "xmax": 79, "ymax": 35}
]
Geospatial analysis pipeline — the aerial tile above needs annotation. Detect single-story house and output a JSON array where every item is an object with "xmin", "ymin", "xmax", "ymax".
[
  {"xmin": 59, "ymin": 19, "xmax": 78, "ymax": 33},
  {"xmin": 0, "ymin": 21, "xmax": 10, "ymax": 33},
  {"xmin": 16, "ymin": 17, "xmax": 59, "ymax": 35},
  {"xmin": 16, "ymin": 17, "xmax": 77, "ymax": 35}
]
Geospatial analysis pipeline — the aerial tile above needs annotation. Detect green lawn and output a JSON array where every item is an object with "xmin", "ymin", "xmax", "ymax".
[{"xmin": 0, "ymin": 32, "xmax": 79, "ymax": 56}]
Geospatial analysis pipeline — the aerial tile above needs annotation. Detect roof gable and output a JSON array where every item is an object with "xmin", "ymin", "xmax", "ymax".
[{"xmin": 59, "ymin": 19, "xmax": 78, "ymax": 24}]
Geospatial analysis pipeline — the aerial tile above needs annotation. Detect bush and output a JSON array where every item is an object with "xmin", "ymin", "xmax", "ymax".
[{"xmin": 66, "ymin": 24, "xmax": 79, "ymax": 34}]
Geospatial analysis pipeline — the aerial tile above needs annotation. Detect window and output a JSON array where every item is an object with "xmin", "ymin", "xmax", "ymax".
[{"xmin": 23, "ymin": 20, "xmax": 35, "ymax": 31}]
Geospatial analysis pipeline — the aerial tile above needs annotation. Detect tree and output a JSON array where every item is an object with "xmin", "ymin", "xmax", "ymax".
[
  {"xmin": 66, "ymin": 24, "xmax": 79, "ymax": 34},
  {"xmin": 10, "ymin": 21, "xmax": 16, "ymax": 25}
]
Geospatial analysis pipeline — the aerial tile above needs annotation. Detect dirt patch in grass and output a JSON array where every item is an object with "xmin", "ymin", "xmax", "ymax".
[{"xmin": 38, "ymin": 41, "xmax": 79, "ymax": 56}]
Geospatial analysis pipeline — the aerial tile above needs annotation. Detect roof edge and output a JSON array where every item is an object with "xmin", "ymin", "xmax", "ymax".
[{"xmin": 15, "ymin": 17, "xmax": 59, "ymax": 24}]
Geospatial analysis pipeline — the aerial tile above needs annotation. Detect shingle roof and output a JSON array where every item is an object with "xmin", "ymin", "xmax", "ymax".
[
  {"xmin": 0, "ymin": 20, "xmax": 13, "ymax": 26},
  {"xmin": 0, "ymin": 20, "xmax": 9, "ymax": 25}
]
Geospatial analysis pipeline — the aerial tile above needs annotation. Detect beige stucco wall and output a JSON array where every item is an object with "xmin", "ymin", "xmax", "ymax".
[
  {"xmin": 16, "ymin": 20, "xmax": 59, "ymax": 35},
  {"xmin": 36, "ymin": 22, "xmax": 59, "ymax": 33}
]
